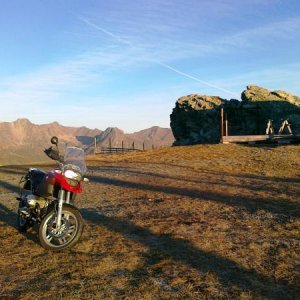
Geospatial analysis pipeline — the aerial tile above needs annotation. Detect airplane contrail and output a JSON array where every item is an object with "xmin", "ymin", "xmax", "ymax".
[
  {"xmin": 79, "ymin": 17, "xmax": 131, "ymax": 46},
  {"xmin": 80, "ymin": 17, "xmax": 239, "ymax": 97},
  {"xmin": 158, "ymin": 62, "xmax": 239, "ymax": 97}
]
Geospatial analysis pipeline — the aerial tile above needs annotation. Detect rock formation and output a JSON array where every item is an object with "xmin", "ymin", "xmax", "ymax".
[{"xmin": 170, "ymin": 85, "xmax": 300, "ymax": 145}]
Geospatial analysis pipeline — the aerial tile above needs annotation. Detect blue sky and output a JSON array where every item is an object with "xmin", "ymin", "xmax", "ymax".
[{"xmin": 0, "ymin": 0, "xmax": 300, "ymax": 132}]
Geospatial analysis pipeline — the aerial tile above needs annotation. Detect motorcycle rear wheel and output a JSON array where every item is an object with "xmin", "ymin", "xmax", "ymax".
[{"xmin": 39, "ymin": 205, "xmax": 83, "ymax": 250}]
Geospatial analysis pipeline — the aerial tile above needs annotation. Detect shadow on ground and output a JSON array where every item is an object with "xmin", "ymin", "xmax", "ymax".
[
  {"xmin": 89, "ymin": 174, "xmax": 299, "ymax": 219},
  {"xmin": 81, "ymin": 208, "xmax": 298, "ymax": 299}
]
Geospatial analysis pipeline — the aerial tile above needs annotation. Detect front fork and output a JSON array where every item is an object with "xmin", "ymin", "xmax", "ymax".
[{"xmin": 56, "ymin": 189, "xmax": 72, "ymax": 228}]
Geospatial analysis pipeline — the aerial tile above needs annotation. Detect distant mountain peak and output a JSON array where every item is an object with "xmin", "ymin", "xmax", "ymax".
[
  {"xmin": 0, "ymin": 119, "xmax": 174, "ymax": 163},
  {"xmin": 14, "ymin": 118, "xmax": 32, "ymax": 124},
  {"xmin": 49, "ymin": 121, "xmax": 60, "ymax": 125},
  {"xmin": 104, "ymin": 127, "xmax": 124, "ymax": 132}
]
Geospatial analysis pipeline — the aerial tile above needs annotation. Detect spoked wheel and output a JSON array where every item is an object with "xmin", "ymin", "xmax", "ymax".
[{"xmin": 39, "ymin": 205, "xmax": 83, "ymax": 250}]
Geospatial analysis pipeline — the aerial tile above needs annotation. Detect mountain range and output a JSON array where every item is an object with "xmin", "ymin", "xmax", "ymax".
[{"xmin": 0, "ymin": 119, "xmax": 174, "ymax": 165}]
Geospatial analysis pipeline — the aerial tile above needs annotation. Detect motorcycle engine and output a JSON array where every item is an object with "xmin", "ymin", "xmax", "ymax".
[{"xmin": 26, "ymin": 194, "xmax": 47, "ymax": 209}]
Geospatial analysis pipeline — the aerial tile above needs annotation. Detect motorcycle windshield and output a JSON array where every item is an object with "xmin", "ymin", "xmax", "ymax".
[{"xmin": 63, "ymin": 146, "xmax": 87, "ymax": 175}]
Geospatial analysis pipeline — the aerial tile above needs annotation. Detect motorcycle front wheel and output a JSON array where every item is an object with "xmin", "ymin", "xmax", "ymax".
[{"xmin": 39, "ymin": 205, "xmax": 84, "ymax": 251}]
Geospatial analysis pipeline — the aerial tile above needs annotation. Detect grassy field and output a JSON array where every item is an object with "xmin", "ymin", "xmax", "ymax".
[{"xmin": 0, "ymin": 144, "xmax": 299, "ymax": 299}]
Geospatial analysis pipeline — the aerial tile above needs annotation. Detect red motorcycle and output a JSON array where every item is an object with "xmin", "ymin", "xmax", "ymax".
[{"xmin": 17, "ymin": 136, "xmax": 88, "ymax": 250}]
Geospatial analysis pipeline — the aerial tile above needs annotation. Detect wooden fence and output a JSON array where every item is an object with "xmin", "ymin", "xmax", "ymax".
[
  {"xmin": 94, "ymin": 138, "xmax": 155, "ymax": 154},
  {"xmin": 220, "ymin": 107, "xmax": 300, "ymax": 144}
]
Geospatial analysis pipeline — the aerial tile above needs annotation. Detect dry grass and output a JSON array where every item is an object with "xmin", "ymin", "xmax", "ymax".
[{"xmin": 0, "ymin": 144, "xmax": 299, "ymax": 299}]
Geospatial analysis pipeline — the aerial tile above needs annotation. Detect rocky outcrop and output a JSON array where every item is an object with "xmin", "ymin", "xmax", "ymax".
[
  {"xmin": 241, "ymin": 85, "xmax": 300, "ymax": 105},
  {"xmin": 170, "ymin": 86, "xmax": 300, "ymax": 145},
  {"xmin": 170, "ymin": 95, "xmax": 225, "ymax": 144}
]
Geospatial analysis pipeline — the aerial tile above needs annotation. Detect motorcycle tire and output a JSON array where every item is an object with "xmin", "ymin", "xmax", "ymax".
[{"xmin": 38, "ymin": 205, "xmax": 84, "ymax": 251}]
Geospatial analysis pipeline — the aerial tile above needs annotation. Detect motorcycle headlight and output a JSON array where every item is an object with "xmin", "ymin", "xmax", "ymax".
[
  {"xmin": 64, "ymin": 170, "xmax": 80, "ymax": 179},
  {"xmin": 64, "ymin": 170, "xmax": 82, "ymax": 186}
]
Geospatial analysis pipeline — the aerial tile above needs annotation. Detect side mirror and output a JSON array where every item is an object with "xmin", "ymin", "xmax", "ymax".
[{"xmin": 51, "ymin": 136, "xmax": 58, "ymax": 145}]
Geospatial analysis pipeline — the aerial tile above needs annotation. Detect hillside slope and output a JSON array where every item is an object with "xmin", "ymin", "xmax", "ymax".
[
  {"xmin": 87, "ymin": 126, "xmax": 175, "ymax": 153},
  {"xmin": 0, "ymin": 144, "xmax": 299, "ymax": 299},
  {"xmin": 0, "ymin": 119, "xmax": 174, "ymax": 164},
  {"xmin": 0, "ymin": 119, "xmax": 101, "ymax": 164}
]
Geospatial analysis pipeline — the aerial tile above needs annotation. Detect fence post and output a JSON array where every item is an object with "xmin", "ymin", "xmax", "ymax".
[
  {"xmin": 122, "ymin": 140, "xmax": 124, "ymax": 153},
  {"xmin": 225, "ymin": 113, "xmax": 228, "ymax": 136},
  {"xmin": 143, "ymin": 142, "xmax": 145, "ymax": 151},
  {"xmin": 220, "ymin": 107, "xmax": 224, "ymax": 143},
  {"xmin": 132, "ymin": 141, "xmax": 135, "ymax": 150}
]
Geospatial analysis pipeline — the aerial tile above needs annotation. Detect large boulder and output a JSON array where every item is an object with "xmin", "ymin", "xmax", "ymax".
[
  {"xmin": 241, "ymin": 85, "xmax": 300, "ymax": 106},
  {"xmin": 170, "ymin": 86, "xmax": 300, "ymax": 145},
  {"xmin": 170, "ymin": 94, "xmax": 225, "ymax": 144}
]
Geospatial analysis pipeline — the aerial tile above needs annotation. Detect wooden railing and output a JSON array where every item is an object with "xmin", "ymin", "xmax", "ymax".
[{"xmin": 94, "ymin": 138, "xmax": 155, "ymax": 154}]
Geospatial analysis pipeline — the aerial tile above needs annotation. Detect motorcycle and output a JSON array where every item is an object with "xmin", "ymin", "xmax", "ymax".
[{"xmin": 16, "ymin": 136, "xmax": 88, "ymax": 250}]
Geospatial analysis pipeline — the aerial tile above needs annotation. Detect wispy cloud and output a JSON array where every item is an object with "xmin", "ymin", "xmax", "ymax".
[
  {"xmin": 1, "ymin": 0, "xmax": 300, "ymax": 130},
  {"xmin": 78, "ymin": 14, "xmax": 300, "ymax": 97},
  {"xmin": 0, "ymin": 46, "xmax": 140, "ymax": 104},
  {"xmin": 79, "ymin": 17, "xmax": 240, "ymax": 96},
  {"xmin": 2, "ymin": 13, "xmax": 299, "ymax": 116},
  {"xmin": 218, "ymin": 17, "xmax": 300, "ymax": 49},
  {"xmin": 80, "ymin": 0, "xmax": 300, "ymax": 60},
  {"xmin": 212, "ymin": 63, "xmax": 300, "ymax": 95}
]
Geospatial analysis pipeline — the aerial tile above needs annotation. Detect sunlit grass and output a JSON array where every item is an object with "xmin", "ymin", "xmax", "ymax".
[{"xmin": 0, "ymin": 144, "xmax": 299, "ymax": 299}]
